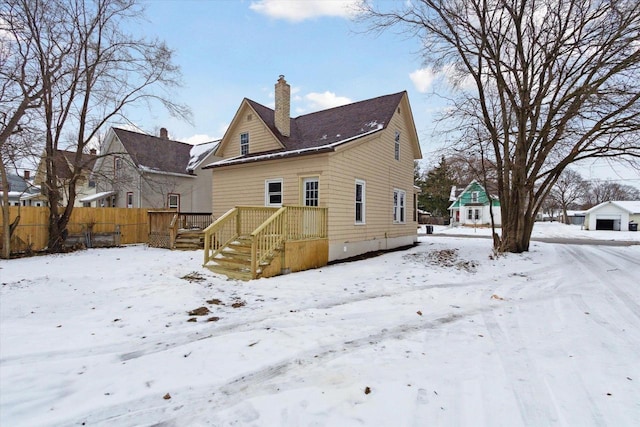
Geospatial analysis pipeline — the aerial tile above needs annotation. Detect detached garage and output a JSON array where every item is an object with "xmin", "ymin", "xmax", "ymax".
[{"xmin": 584, "ymin": 201, "xmax": 640, "ymax": 231}]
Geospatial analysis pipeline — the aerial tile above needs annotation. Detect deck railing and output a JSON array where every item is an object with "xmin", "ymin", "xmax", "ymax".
[
  {"xmin": 204, "ymin": 205, "xmax": 328, "ymax": 278},
  {"xmin": 176, "ymin": 212, "xmax": 214, "ymax": 230},
  {"xmin": 203, "ymin": 208, "xmax": 239, "ymax": 263},
  {"xmin": 168, "ymin": 212, "xmax": 213, "ymax": 249},
  {"xmin": 250, "ymin": 207, "xmax": 287, "ymax": 277},
  {"xmin": 285, "ymin": 206, "xmax": 328, "ymax": 240}
]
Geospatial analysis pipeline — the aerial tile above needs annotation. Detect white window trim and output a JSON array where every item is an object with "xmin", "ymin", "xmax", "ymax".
[
  {"xmin": 302, "ymin": 177, "xmax": 319, "ymax": 207},
  {"xmin": 240, "ymin": 132, "xmax": 249, "ymax": 155},
  {"xmin": 471, "ymin": 191, "xmax": 479, "ymax": 203},
  {"xmin": 265, "ymin": 178, "xmax": 283, "ymax": 207},
  {"xmin": 168, "ymin": 193, "xmax": 180, "ymax": 210},
  {"xmin": 355, "ymin": 179, "xmax": 366, "ymax": 224},
  {"xmin": 393, "ymin": 189, "xmax": 406, "ymax": 224}
]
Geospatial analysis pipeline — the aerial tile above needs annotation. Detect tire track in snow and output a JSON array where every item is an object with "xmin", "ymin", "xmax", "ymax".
[
  {"xmin": 561, "ymin": 245, "xmax": 640, "ymax": 324},
  {"xmin": 56, "ymin": 311, "xmax": 474, "ymax": 426},
  {"xmin": 481, "ymin": 309, "xmax": 560, "ymax": 426}
]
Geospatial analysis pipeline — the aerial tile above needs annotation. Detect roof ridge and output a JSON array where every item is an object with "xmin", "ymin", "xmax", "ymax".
[
  {"xmin": 246, "ymin": 91, "xmax": 406, "ymax": 120},
  {"xmin": 113, "ymin": 127, "xmax": 192, "ymax": 147}
]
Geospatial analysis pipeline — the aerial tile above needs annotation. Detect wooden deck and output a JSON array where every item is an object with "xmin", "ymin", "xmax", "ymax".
[
  {"xmin": 203, "ymin": 206, "xmax": 328, "ymax": 280},
  {"xmin": 148, "ymin": 211, "xmax": 212, "ymax": 249}
]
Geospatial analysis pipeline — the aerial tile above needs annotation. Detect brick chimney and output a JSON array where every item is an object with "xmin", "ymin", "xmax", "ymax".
[
  {"xmin": 23, "ymin": 170, "xmax": 30, "ymax": 179},
  {"xmin": 274, "ymin": 75, "xmax": 290, "ymax": 137},
  {"xmin": 160, "ymin": 127, "xmax": 168, "ymax": 139}
]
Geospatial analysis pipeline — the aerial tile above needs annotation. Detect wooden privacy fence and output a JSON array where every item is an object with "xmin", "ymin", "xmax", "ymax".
[{"xmin": 0, "ymin": 206, "xmax": 149, "ymax": 253}]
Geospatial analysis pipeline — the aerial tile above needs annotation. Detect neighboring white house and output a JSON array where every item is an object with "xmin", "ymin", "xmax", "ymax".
[
  {"xmin": 92, "ymin": 127, "xmax": 220, "ymax": 211},
  {"xmin": 584, "ymin": 201, "xmax": 640, "ymax": 231}
]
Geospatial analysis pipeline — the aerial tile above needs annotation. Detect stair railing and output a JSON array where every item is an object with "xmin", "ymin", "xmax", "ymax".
[
  {"xmin": 168, "ymin": 214, "xmax": 179, "ymax": 249},
  {"xmin": 203, "ymin": 208, "xmax": 238, "ymax": 265},
  {"xmin": 250, "ymin": 206, "xmax": 287, "ymax": 278}
]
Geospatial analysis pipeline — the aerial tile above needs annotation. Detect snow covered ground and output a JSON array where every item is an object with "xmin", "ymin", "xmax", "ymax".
[
  {"xmin": 1, "ymin": 224, "xmax": 639, "ymax": 426},
  {"xmin": 424, "ymin": 221, "xmax": 640, "ymax": 242}
]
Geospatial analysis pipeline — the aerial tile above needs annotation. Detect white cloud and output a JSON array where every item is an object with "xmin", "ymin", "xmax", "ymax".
[
  {"xmin": 410, "ymin": 65, "xmax": 476, "ymax": 93},
  {"xmin": 409, "ymin": 68, "xmax": 436, "ymax": 93},
  {"xmin": 304, "ymin": 91, "xmax": 352, "ymax": 111},
  {"xmin": 249, "ymin": 0, "xmax": 363, "ymax": 22}
]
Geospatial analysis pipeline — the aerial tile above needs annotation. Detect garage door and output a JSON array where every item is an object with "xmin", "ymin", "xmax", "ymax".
[{"xmin": 595, "ymin": 215, "xmax": 621, "ymax": 231}]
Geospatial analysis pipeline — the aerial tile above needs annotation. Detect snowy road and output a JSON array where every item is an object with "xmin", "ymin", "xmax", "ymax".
[{"xmin": 1, "ymin": 238, "xmax": 639, "ymax": 426}]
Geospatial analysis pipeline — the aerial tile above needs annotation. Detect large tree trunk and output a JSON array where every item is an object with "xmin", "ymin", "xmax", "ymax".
[{"xmin": 497, "ymin": 177, "xmax": 536, "ymax": 253}]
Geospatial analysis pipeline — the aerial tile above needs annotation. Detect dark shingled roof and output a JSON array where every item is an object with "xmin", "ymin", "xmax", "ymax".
[
  {"xmin": 246, "ymin": 91, "xmax": 406, "ymax": 152},
  {"xmin": 54, "ymin": 150, "xmax": 97, "ymax": 179},
  {"xmin": 112, "ymin": 128, "xmax": 193, "ymax": 175}
]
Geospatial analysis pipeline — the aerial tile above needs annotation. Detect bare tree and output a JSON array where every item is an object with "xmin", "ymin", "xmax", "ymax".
[
  {"xmin": 0, "ymin": 0, "xmax": 52, "ymax": 258},
  {"xmin": 360, "ymin": 0, "xmax": 640, "ymax": 253},
  {"xmin": 585, "ymin": 180, "xmax": 640, "ymax": 206},
  {"xmin": 547, "ymin": 169, "xmax": 589, "ymax": 223},
  {"xmin": 8, "ymin": 0, "xmax": 191, "ymax": 252}
]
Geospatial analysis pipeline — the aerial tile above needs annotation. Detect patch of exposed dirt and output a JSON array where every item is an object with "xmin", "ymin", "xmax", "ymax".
[
  {"xmin": 404, "ymin": 249, "xmax": 478, "ymax": 272},
  {"xmin": 187, "ymin": 306, "xmax": 210, "ymax": 316},
  {"xmin": 182, "ymin": 272, "xmax": 207, "ymax": 283},
  {"xmin": 231, "ymin": 300, "xmax": 246, "ymax": 309}
]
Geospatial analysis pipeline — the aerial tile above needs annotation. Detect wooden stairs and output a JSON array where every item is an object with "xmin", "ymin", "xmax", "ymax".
[
  {"xmin": 173, "ymin": 230, "xmax": 205, "ymax": 250},
  {"xmin": 205, "ymin": 235, "xmax": 281, "ymax": 281}
]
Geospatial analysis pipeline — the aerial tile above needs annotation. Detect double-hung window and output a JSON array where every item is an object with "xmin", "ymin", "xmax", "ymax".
[
  {"xmin": 168, "ymin": 193, "xmax": 180, "ymax": 210},
  {"xmin": 355, "ymin": 180, "xmax": 366, "ymax": 224},
  {"xmin": 127, "ymin": 192, "xmax": 134, "ymax": 208},
  {"xmin": 240, "ymin": 132, "xmax": 249, "ymax": 155},
  {"xmin": 393, "ymin": 189, "xmax": 406, "ymax": 223},
  {"xmin": 471, "ymin": 191, "xmax": 479, "ymax": 203},
  {"xmin": 265, "ymin": 179, "xmax": 283, "ymax": 207},
  {"xmin": 114, "ymin": 157, "xmax": 122, "ymax": 178},
  {"xmin": 303, "ymin": 177, "xmax": 319, "ymax": 207},
  {"xmin": 394, "ymin": 131, "xmax": 400, "ymax": 161}
]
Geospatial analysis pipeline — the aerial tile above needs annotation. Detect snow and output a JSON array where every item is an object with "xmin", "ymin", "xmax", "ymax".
[
  {"xmin": 428, "ymin": 222, "xmax": 640, "ymax": 242},
  {"xmin": 188, "ymin": 140, "xmax": 220, "ymax": 171},
  {"xmin": 585, "ymin": 200, "xmax": 640, "ymax": 214},
  {"xmin": 1, "ymin": 224, "xmax": 639, "ymax": 426}
]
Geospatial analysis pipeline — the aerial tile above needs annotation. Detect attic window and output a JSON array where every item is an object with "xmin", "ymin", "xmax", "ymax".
[
  {"xmin": 240, "ymin": 132, "xmax": 249, "ymax": 155},
  {"xmin": 394, "ymin": 131, "xmax": 400, "ymax": 161},
  {"xmin": 247, "ymin": 114, "xmax": 253, "ymax": 121},
  {"xmin": 397, "ymin": 107, "xmax": 401, "ymax": 114}
]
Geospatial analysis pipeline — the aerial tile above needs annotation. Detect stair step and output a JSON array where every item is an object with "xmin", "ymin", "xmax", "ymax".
[
  {"xmin": 205, "ymin": 264, "xmax": 254, "ymax": 281},
  {"xmin": 214, "ymin": 256, "xmax": 251, "ymax": 268}
]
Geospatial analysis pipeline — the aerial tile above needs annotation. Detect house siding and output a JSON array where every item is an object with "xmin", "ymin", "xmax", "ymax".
[
  {"xmin": 449, "ymin": 181, "xmax": 501, "ymax": 226},
  {"xmin": 212, "ymin": 154, "xmax": 330, "ymax": 215},
  {"xmin": 584, "ymin": 203, "xmax": 633, "ymax": 231},
  {"xmin": 94, "ymin": 132, "xmax": 218, "ymax": 211},
  {"xmin": 211, "ymin": 96, "xmax": 420, "ymax": 262},
  {"xmin": 324, "ymin": 112, "xmax": 418, "ymax": 259},
  {"xmin": 217, "ymin": 104, "xmax": 282, "ymax": 158}
]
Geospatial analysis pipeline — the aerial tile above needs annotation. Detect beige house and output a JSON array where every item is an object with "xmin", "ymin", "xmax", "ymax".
[
  {"xmin": 203, "ymin": 76, "xmax": 422, "ymax": 278},
  {"xmin": 91, "ymin": 127, "xmax": 220, "ymax": 211},
  {"xmin": 33, "ymin": 149, "xmax": 97, "ymax": 207}
]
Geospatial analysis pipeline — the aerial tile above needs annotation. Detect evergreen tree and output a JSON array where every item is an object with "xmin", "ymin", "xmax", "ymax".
[{"xmin": 420, "ymin": 156, "xmax": 456, "ymax": 218}]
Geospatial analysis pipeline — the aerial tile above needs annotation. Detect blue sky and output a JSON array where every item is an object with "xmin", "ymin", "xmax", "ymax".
[
  {"xmin": 129, "ymin": 1, "xmax": 439, "ymax": 148},
  {"xmin": 124, "ymin": 0, "xmax": 638, "ymax": 188}
]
